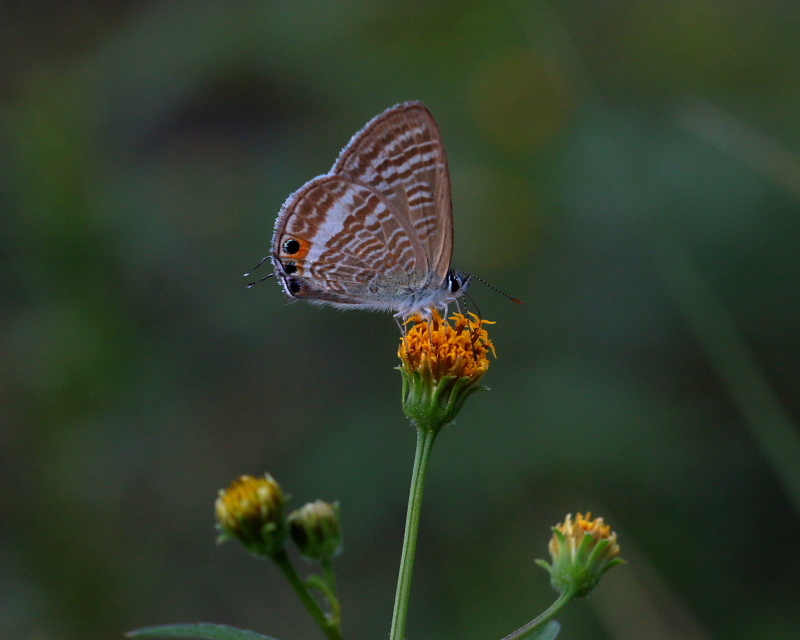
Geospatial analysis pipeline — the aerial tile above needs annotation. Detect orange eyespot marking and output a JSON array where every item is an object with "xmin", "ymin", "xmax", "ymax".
[{"xmin": 280, "ymin": 236, "xmax": 310, "ymax": 260}]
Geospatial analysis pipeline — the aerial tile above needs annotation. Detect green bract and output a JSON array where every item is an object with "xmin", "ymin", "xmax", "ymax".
[
  {"xmin": 288, "ymin": 500, "xmax": 342, "ymax": 563},
  {"xmin": 536, "ymin": 513, "xmax": 625, "ymax": 598},
  {"xmin": 398, "ymin": 311, "xmax": 495, "ymax": 434}
]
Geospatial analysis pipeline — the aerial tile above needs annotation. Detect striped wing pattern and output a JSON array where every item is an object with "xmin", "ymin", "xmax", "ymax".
[
  {"xmin": 332, "ymin": 102, "xmax": 453, "ymax": 280},
  {"xmin": 271, "ymin": 102, "xmax": 454, "ymax": 314}
]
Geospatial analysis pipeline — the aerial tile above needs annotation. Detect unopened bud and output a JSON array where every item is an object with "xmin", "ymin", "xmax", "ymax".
[
  {"xmin": 288, "ymin": 500, "xmax": 342, "ymax": 563},
  {"xmin": 536, "ymin": 512, "xmax": 624, "ymax": 597},
  {"xmin": 215, "ymin": 474, "xmax": 286, "ymax": 557}
]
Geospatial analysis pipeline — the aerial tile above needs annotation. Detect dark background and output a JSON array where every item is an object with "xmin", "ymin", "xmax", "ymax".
[{"xmin": 2, "ymin": 1, "xmax": 800, "ymax": 639}]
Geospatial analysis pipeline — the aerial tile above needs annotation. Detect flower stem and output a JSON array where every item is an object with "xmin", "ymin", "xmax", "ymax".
[
  {"xmin": 500, "ymin": 587, "xmax": 576, "ymax": 640},
  {"xmin": 321, "ymin": 558, "xmax": 337, "ymax": 594},
  {"xmin": 272, "ymin": 549, "xmax": 343, "ymax": 640},
  {"xmin": 389, "ymin": 427, "xmax": 437, "ymax": 640}
]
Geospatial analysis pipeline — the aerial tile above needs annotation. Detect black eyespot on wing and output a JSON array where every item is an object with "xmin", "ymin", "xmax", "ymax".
[
  {"xmin": 286, "ymin": 278, "xmax": 302, "ymax": 295},
  {"xmin": 283, "ymin": 239, "xmax": 300, "ymax": 254},
  {"xmin": 284, "ymin": 261, "xmax": 298, "ymax": 275}
]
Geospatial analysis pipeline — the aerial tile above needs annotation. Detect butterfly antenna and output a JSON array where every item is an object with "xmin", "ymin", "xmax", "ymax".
[
  {"xmin": 244, "ymin": 256, "xmax": 277, "ymax": 288},
  {"xmin": 461, "ymin": 291, "xmax": 483, "ymax": 324},
  {"xmin": 466, "ymin": 273, "xmax": 523, "ymax": 305},
  {"xmin": 244, "ymin": 256, "xmax": 271, "ymax": 278},
  {"xmin": 246, "ymin": 273, "xmax": 275, "ymax": 288}
]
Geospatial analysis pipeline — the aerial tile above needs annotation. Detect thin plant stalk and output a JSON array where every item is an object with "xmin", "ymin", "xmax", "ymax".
[
  {"xmin": 501, "ymin": 586, "xmax": 576, "ymax": 640},
  {"xmin": 321, "ymin": 558, "xmax": 336, "ymax": 594},
  {"xmin": 389, "ymin": 427, "xmax": 437, "ymax": 640},
  {"xmin": 273, "ymin": 550, "xmax": 343, "ymax": 640}
]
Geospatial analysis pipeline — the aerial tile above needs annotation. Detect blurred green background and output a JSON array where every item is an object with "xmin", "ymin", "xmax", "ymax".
[{"xmin": 2, "ymin": 1, "xmax": 800, "ymax": 639}]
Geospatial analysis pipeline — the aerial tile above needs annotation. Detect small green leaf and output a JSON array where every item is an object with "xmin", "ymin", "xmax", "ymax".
[
  {"xmin": 126, "ymin": 622, "xmax": 281, "ymax": 640},
  {"xmin": 528, "ymin": 620, "xmax": 561, "ymax": 640}
]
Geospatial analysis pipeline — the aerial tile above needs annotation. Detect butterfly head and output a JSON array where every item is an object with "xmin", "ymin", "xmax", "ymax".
[{"xmin": 447, "ymin": 270, "xmax": 471, "ymax": 296}]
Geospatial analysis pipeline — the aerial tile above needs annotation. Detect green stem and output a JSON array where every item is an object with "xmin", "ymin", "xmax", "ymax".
[
  {"xmin": 273, "ymin": 549, "xmax": 343, "ymax": 640},
  {"xmin": 500, "ymin": 587, "xmax": 576, "ymax": 640},
  {"xmin": 389, "ymin": 427, "xmax": 437, "ymax": 640},
  {"xmin": 308, "ymin": 570, "xmax": 341, "ymax": 628},
  {"xmin": 321, "ymin": 558, "xmax": 336, "ymax": 594}
]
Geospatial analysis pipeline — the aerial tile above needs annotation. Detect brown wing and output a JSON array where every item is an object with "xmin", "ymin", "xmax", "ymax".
[
  {"xmin": 272, "ymin": 175, "xmax": 429, "ymax": 306},
  {"xmin": 332, "ymin": 101, "xmax": 454, "ymax": 282}
]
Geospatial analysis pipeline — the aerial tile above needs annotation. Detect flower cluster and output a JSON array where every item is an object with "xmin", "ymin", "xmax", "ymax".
[
  {"xmin": 215, "ymin": 474, "xmax": 343, "ymax": 566},
  {"xmin": 397, "ymin": 310, "xmax": 495, "ymax": 433}
]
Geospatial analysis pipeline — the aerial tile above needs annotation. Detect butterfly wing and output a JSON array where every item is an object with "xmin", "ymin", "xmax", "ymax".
[
  {"xmin": 271, "ymin": 102, "xmax": 453, "ymax": 313},
  {"xmin": 272, "ymin": 174, "xmax": 430, "ymax": 310},
  {"xmin": 332, "ymin": 101, "xmax": 453, "ymax": 282}
]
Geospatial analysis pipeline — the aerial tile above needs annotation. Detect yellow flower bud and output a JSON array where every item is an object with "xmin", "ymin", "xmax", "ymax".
[
  {"xmin": 536, "ymin": 512, "xmax": 624, "ymax": 597},
  {"xmin": 215, "ymin": 474, "xmax": 286, "ymax": 557}
]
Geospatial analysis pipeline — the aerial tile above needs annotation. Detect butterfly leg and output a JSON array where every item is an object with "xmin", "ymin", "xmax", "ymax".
[{"xmin": 394, "ymin": 315, "xmax": 407, "ymax": 335}]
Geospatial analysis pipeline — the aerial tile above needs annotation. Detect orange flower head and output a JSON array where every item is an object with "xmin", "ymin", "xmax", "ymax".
[
  {"xmin": 399, "ymin": 310, "xmax": 495, "ymax": 381},
  {"xmin": 397, "ymin": 310, "xmax": 495, "ymax": 433}
]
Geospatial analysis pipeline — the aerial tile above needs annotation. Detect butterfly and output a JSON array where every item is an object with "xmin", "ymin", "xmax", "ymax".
[{"xmin": 264, "ymin": 101, "xmax": 470, "ymax": 318}]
